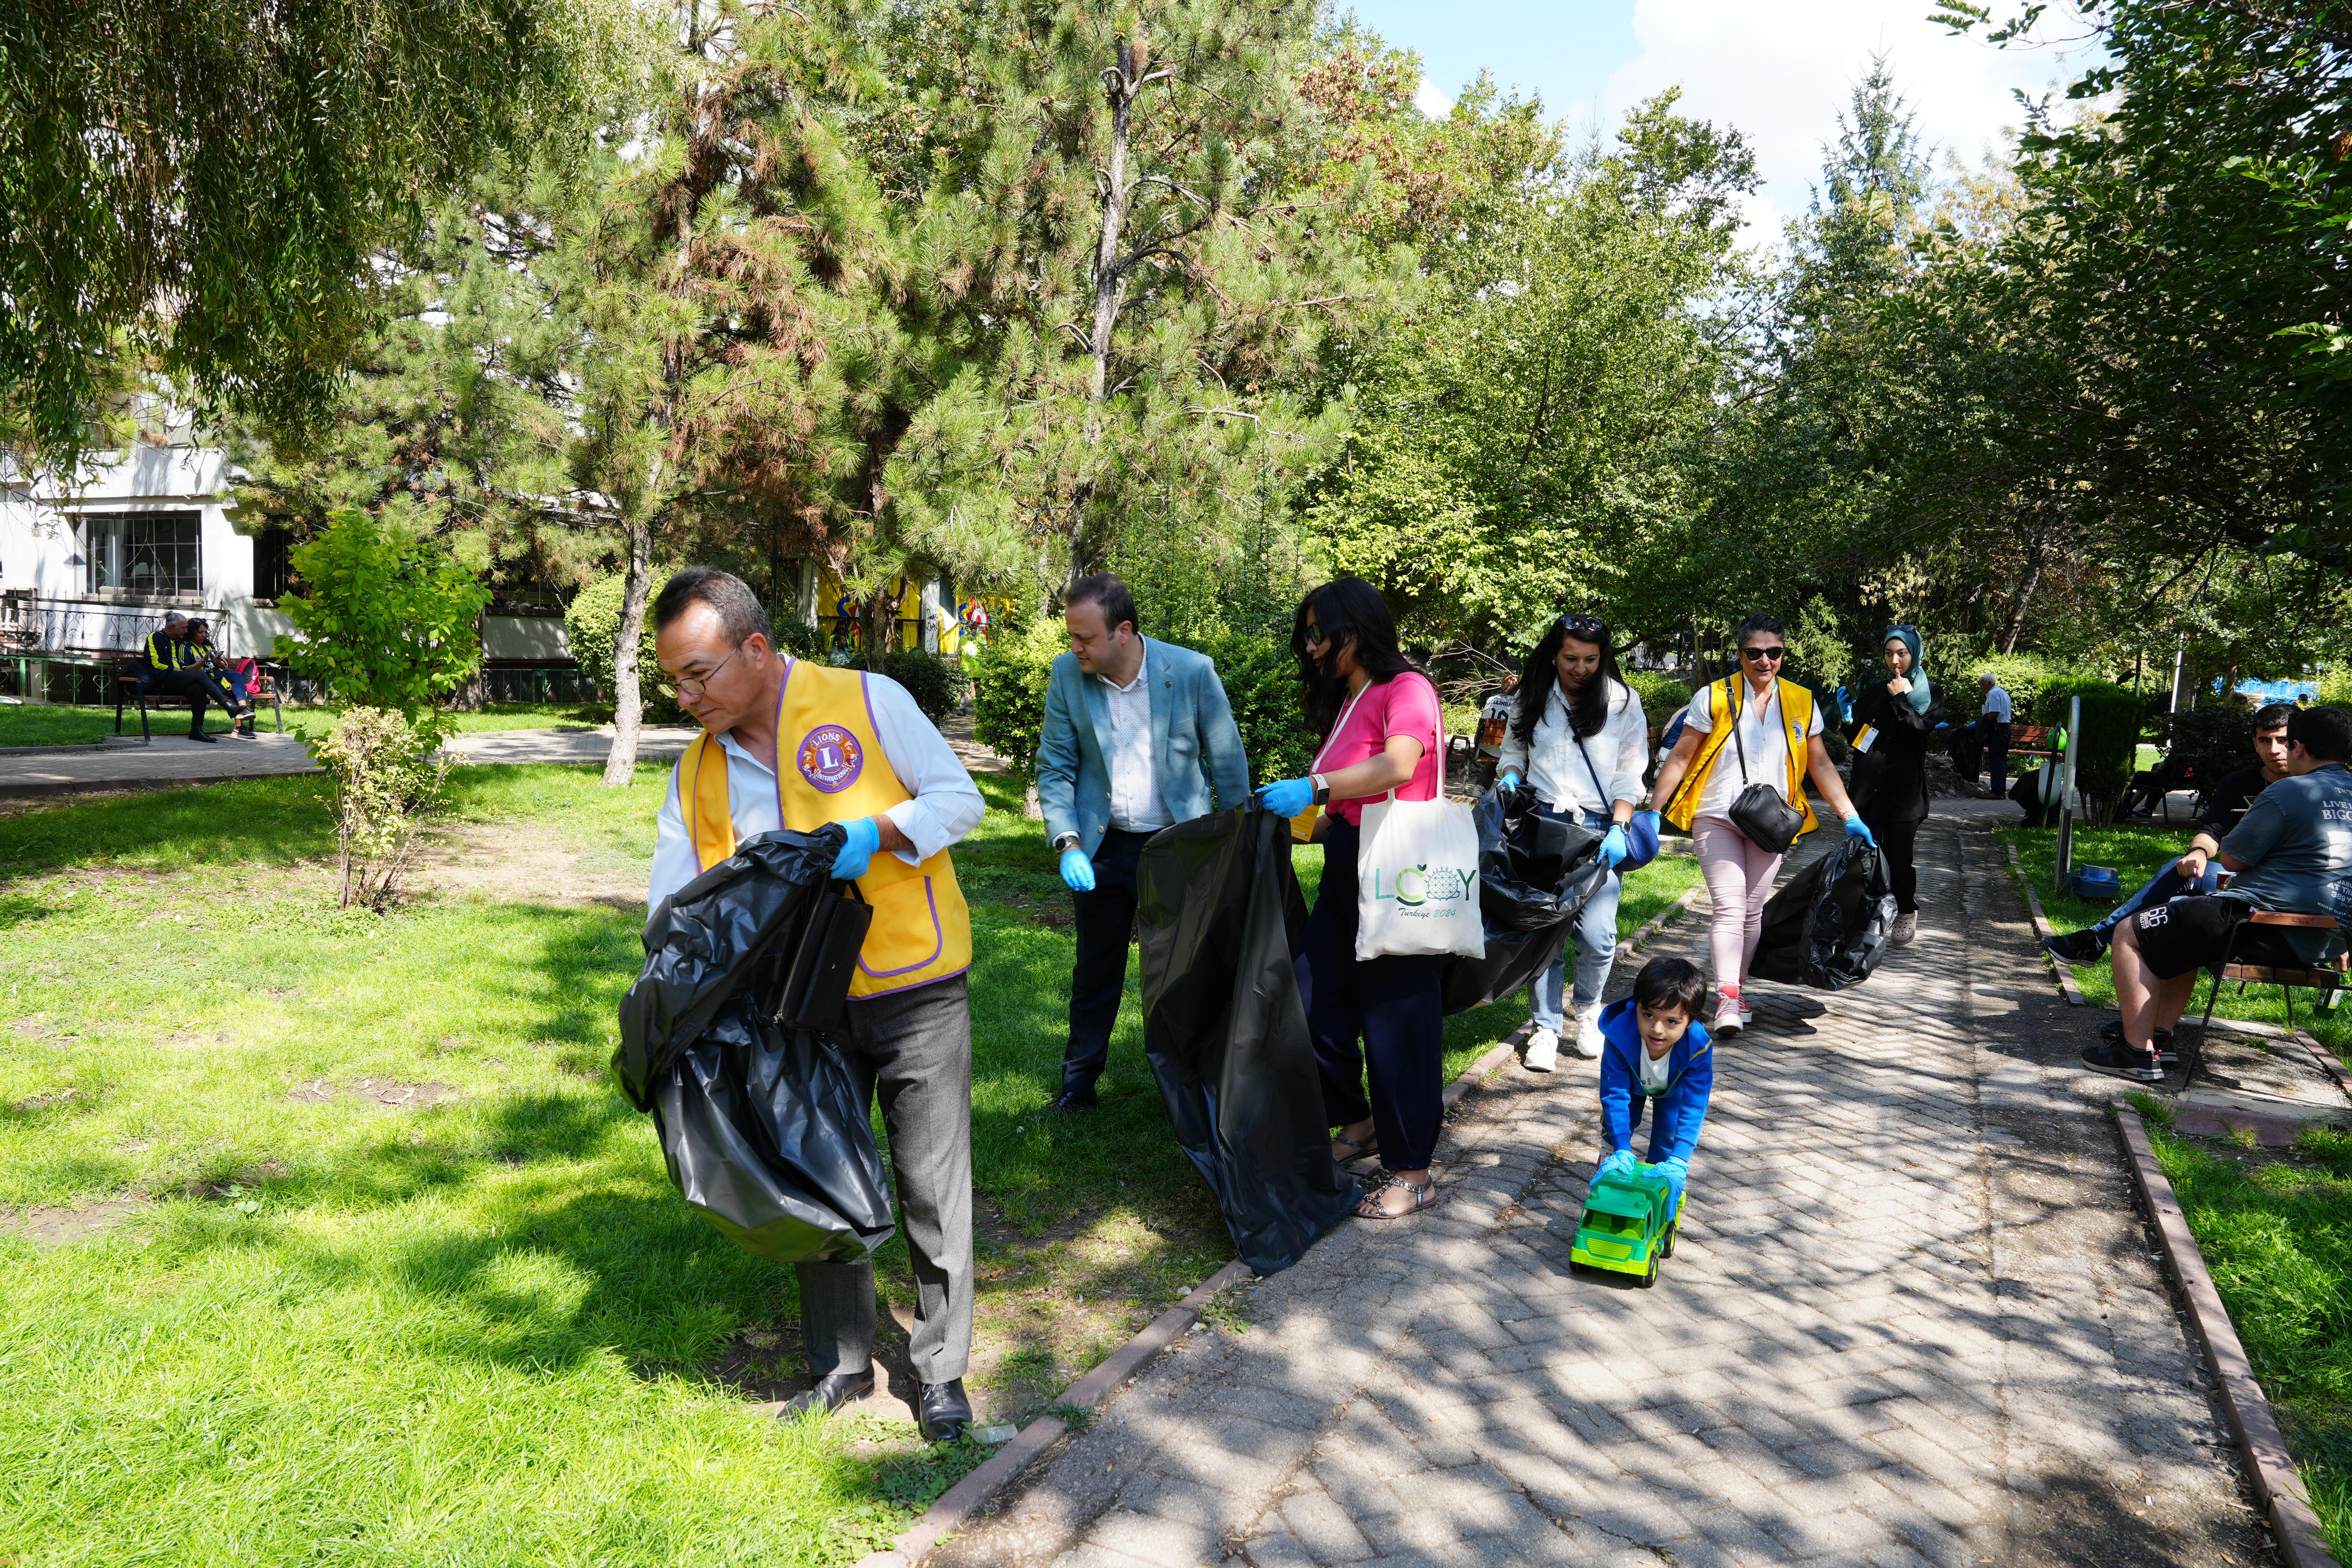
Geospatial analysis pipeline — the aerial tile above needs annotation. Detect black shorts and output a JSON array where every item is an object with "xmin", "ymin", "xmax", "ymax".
[{"xmin": 2129, "ymin": 896, "xmax": 2307, "ymax": 980}]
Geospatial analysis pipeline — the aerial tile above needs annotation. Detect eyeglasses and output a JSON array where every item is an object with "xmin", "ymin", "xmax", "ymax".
[
  {"xmin": 673, "ymin": 646, "xmax": 740, "ymax": 699},
  {"xmin": 1302, "ymin": 624, "xmax": 1329, "ymax": 650},
  {"xmin": 1741, "ymin": 646, "xmax": 1786, "ymax": 663}
]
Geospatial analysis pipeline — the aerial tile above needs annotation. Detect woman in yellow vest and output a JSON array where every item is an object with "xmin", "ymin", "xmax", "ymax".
[
  {"xmin": 1648, "ymin": 613, "xmax": 1873, "ymax": 1038},
  {"xmin": 646, "ymin": 567, "xmax": 986, "ymax": 1444}
]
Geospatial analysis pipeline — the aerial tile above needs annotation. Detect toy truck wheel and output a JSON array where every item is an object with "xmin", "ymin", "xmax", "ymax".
[
  {"xmin": 1640, "ymin": 1252, "xmax": 1659, "ymax": 1288},
  {"xmin": 1660, "ymin": 1221, "xmax": 1678, "ymax": 1261}
]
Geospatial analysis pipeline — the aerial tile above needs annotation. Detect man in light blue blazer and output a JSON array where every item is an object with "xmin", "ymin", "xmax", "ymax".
[{"xmin": 1037, "ymin": 574, "xmax": 1250, "ymax": 1114}]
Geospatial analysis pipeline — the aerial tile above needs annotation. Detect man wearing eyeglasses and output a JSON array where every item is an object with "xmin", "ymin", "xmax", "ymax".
[{"xmin": 645, "ymin": 567, "xmax": 986, "ymax": 1445}]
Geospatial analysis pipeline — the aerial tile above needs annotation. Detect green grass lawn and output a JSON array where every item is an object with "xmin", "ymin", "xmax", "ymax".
[
  {"xmin": 0, "ymin": 701, "xmax": 616, "ymax": 749},
  {"xmin": 2141, "ymin": 1112, "xmax": 2352, "ymax": 1560},
  {"xmin": 2003, "ymin": 822, "xmax": 2352, "ymax": 1061},
  {"xmin": 0, "ymin": 761, "xmax": 1679, "ymax": 1565}
]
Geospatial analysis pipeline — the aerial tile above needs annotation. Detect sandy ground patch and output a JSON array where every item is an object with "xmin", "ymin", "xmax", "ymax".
[{"xmin": 415, "ymin": 821, "xmax": 648, "ymax": 908}]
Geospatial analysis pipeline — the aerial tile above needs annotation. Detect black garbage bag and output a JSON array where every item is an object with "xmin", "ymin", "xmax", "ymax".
[
  {"xmin": 1475, "ymin": 783, "xmax": 1611, "ymax": 933},
  {"xmin": 1749, "ymin": 838, "xmax": 1898, "ymax": 991},
  {"xmin": 2011, "ymin": 766, "xmax": 2062, "ymax": 828},
  {"xmin": 1136, "ymin": 806, "xmax": 1359, "ymax": 1276},
  {"xmin": 1439, "ymin": 784, "xmax": 1607, "ymax": 1013},
  {"xmin": 615, "ymin": 828, "xmax": 897, "ymax": 1264}
]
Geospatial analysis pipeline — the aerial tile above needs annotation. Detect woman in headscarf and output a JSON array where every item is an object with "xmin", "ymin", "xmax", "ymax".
[{"xmin": 1845, "ymin": 626, "xmax": 1943, "ymax": 945}]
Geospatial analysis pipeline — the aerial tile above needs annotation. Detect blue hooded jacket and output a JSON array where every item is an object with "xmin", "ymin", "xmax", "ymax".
[{"xmin": 1596, "ymin": 994, "xmax": 1713, "ymax": 1165}]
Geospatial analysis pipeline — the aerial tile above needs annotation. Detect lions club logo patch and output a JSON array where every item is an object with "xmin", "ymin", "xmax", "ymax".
[{"xmin": 797, "ymin": 724, "xmax": 865, "ymax": 793}]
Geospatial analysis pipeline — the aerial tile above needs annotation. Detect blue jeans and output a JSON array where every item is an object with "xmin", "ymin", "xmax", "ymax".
[
  {"xmin": 2093, "ymin": 861, "xmax": 2222, "ymax": 938},
  {"xmin": 1528, "ymin": 805, "xmax": 1624, "ymax": 1034}
]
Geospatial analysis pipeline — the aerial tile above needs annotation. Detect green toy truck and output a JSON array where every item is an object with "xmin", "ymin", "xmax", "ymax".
[{"xmin": 1570, "ymin": 1164, "xmax": 1682, "ymax": 1287}]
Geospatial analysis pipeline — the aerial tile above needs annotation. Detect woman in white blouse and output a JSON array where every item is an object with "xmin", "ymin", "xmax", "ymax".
[{"xmin": 1495, "ymin": 613, "xmax": 1653, "ymax": 1070}]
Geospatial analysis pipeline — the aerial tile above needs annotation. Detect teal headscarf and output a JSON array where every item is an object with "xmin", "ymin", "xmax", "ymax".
[{"xmin": 1885, "ymin": 626, "xmax": 1932, "ymax": 714}]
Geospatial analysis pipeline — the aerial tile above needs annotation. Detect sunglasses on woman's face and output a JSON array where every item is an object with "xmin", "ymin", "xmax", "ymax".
[
  {"xmin": 1302, "ymin": 624, "xmax": 1329, "ymax": 650},
  {"xmin": 1741, "ymin": 646, "xmax": 1786, "ymax": 663}
]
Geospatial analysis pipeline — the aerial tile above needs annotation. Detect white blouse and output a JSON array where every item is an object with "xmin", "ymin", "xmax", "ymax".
[
  {"xmin": 1683, "ymin": 678, "xmax": 1824, "ymax": 822},
  {"xmin": 1496, "ymin": 677, "xmax": 1648, "ymax": 816}
]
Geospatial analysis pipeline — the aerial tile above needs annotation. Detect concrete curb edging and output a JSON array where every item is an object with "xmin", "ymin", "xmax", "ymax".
[
  {"xmin": 2002, "ymin": 835, "xmax": 2088, "ymax": 1006},
  {"xmin": 2115, "ymin": 1109, "xmax": 2343, "ymax": 1568}
]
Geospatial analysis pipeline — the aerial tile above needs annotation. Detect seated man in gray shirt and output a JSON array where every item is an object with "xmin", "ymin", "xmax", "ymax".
[{"xmin": 2084, "ymin": 704, "xmax": 2352, "ymax": 1082}]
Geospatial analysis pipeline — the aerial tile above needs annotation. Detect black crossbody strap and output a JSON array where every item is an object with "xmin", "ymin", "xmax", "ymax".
[{"xmin": 1726, "ymin": 677, "xmax": 1751, "ymax": 785}]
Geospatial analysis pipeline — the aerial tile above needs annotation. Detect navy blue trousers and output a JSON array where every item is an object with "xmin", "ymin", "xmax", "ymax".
[{"xmin": 1296, "ymin": 819, "xmax": 1445, "ymax": 1172}]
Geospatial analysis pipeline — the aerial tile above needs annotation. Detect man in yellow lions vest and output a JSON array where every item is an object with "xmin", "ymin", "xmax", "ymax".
[{"xmin": 647, "ymin": 567, "xmax": 986, "ymax": 1442}]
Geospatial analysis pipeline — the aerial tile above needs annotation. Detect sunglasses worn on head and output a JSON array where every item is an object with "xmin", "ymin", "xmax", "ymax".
[
  {"xmin": 1741, "ymin": 646, "xmax": 1786, "ymax": 662},
  {"xmin": 1558, "ymin": 613, "xmax": 1606, "ymax": 638}
]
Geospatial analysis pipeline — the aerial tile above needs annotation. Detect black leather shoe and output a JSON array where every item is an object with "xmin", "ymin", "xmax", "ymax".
[
  {"xmin": 2043, "ymin": 927, "xmax": 2108, "ymax": 964},
  {"xmin": 777, "ymin": 1367, "xmax": 873, "ymax": 1421},
  {"xmin": 919, "ymin": 1378, "xmax": 972, "ymax": 1443},
  {"xmin": 1042, "ymin": 1089, "xmax": 1097, "ymax": 1117},
  {"xmin": 189, "ymin": 728, "xmax": 218, "ymax": 744}
]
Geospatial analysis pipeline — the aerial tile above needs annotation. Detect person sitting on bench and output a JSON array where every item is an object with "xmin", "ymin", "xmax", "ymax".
[
  {"xmin": 2082, "ymin": 704, "xmax": 2352, "ymax": 1082},
  {"xmin": 142, "ymin": 612, "xmax": 222, "ymax": 743},
  {"xmin": 2044, "ymin": 702, "xmax": 2294, "ymax": 965},
  {"xmin": 185, "ymin": 618, "xmax": 259, "ymax": 738}
]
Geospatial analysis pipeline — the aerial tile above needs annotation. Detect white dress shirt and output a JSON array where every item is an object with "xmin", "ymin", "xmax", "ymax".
[
  {"xmin": 646, "ymin": 663, "xmax": 987, "ymax": 914},
  {"xmin": 1685, "ymin": 679, "xmax": 1824, "ymax": 821},
  {"xmin": 1102, "ymin": 646, "xmax": 1173, "ymax": 834},
  {"xmin": 1496, "ymin": 677, "xmax": 1648, "ymax": 815}
]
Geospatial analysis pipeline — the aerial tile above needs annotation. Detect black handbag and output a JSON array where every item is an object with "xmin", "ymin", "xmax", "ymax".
[{"xmin": 1724, "ymin": 679, "xmax": 1805, "ymax": 854}]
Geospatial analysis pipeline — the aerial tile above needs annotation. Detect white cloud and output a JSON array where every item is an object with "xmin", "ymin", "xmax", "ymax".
[
  {"xmin": 1413, "ymin": 77, "xmax": 1456, "ymax": 120},
  {"xmin": 1601, "ymin": 1, "xmax": 2097, "ymax": 237}
]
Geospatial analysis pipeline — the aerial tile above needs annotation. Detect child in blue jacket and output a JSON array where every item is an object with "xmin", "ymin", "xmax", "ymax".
[{"xmin": 1595, "ymin": 957, "xmax": 1714, "ymax": 1214}]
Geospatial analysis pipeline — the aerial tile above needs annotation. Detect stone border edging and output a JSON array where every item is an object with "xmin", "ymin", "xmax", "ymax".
[
  {"xmin": 2115, "ymin": 1108, "xmax": 2343, "ymax": 1568},
  {"xmin": 2002, "ymin": 835, "xmax": 2088, "ymax": 1006}
]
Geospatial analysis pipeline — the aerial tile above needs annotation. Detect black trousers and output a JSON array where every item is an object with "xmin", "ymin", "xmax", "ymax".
[
  {"xmin": 1062, "ymin": 827, "xmax": 1153, "ymax": 1097},
  {"xmin": 148, "ymin": 669, "xmax": 214, "ymax": 731},
  {"xmin": 1869, "ymin": 817, "xmax": 1920, "ymax": 914},
  {"xmin": 1983, "ymin": 721, "xmax": 2012, "ymax": 797},
  {"xmin": 1295, "ymin": 819, "xmax": 1445, "ymax": 1173}
]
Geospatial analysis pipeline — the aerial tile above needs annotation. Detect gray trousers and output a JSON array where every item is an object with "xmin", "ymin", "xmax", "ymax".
[{"xmin": 797, "ymin": 972, "xmax": 974, "ymax": 1384}]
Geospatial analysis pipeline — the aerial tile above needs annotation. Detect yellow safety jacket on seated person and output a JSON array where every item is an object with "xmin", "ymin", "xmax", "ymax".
[
  {"xmin": 1662, "ymin": 674, "xmax": 1819, "ymax": 839},
  {"xmin": 679, "ymin": 660, "xmax": 972, "ymax": 999}
]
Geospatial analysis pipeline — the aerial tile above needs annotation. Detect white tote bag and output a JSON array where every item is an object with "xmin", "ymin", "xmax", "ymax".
[{"xmin": 1349, "ymin": 716, "xmax": 1485, "ymax": 962}]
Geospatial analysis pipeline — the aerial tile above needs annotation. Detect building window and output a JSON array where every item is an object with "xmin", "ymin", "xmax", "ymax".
[
  {"xmin": 255, "ymin": 526, "xmax": 295, "ymax": 602},
  {"xmin": 83, "ymin": 511, "xmax": 202, "ymax": 598}
]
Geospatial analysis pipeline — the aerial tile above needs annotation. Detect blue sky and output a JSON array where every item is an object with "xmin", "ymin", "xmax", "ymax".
[{"xmin": 1334, "ymin": 1, "xmax": 2102, "ymax": 235}]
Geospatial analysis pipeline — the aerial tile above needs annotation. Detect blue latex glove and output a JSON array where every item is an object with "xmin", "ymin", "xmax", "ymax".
[
  {"xmin": 1844, "ymin": 814, "xmax": 1877, "ymax": 847},
  {"xmin": 1059, "ymin": 846, "xmax": 1095, "ymax": 892},
  {"xmin": 1594, "ymin": 1149, "xmax": 1637, "ymax": 1184},
  {"xmin": 1657, "ymin": 1156, "xmax": 1689, "ymax": 1211},
  {"xmin": 1496, "ymin": 768, "xmax": 1523, "ymax": 794},
  {"xmin": 1255, "ymin": 777, "xmax": 1316, "ymax": 818},
  {"xmin": 1597, "ymin": 823, "xmax": 1630, "ymax": 870},
  {"xmin": 831, "ymin": 816, "xmax": 881, "ymax": 881}
]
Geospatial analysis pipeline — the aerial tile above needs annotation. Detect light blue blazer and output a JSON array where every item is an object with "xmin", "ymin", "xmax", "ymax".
[{"xmin": 1035, "ymin": 637, "xmax": 1251, "ymax": 855}]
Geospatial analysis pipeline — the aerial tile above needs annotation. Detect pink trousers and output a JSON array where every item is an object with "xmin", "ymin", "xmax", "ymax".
[{"xmin": 1692, "ymin": 816, "xmax": 1784, "ymax": 996}]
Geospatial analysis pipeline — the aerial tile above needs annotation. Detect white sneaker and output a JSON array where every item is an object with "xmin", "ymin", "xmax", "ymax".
[
  {"xmin": 1572, "ymin": 1012, "xmax": 1605, "ymax": 1059},
  {"xmin": 1712, "ymin": 996, "xmax": 1742, "ymax": 1038},
  {"xmin": 1524, "ymin": 1028, "xmax": 1559, "ymax": 1072}
]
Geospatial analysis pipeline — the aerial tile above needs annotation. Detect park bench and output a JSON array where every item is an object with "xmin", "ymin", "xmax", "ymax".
[
  {"xmin": 2182, "ymin": 908, "xmax": 2348, "ymax": 1088},
  {"xmin": 112, "ymin": 654, "xmax": 285, "ymax": 744},
  {"xmin": 2008, "ymin": 722, "xmax": 2056, "ymax": 764}
]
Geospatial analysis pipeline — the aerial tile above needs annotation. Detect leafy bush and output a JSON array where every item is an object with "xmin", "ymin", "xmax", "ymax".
[
  {"xmin": 2035, "ymin": 677, "xmax": 2143, "ymax": 818},
  {"xmin": 835, "ymin": 648, "xmax": 968, "ymax": 722},
  {"xmin": 1621, "ymin": 671, "xmax": 1692, "ymax": 728},
  {"xmin": 774, "ymin": 616, "xmax": 826, "ymax": 661},
  {"xmin": 2158, "ymin": 705, "xmax": 2255, "ymax": 795},
  {"xmin": 1174, "ymin": 630, "xmax": 1313, "ymax": 784},
  {"xmin": 311, "ymin": 707, "xmax": 452, "ymax": 910},
  {"xmin": 564, "ymin": 570, "xmax": 678, "ymax": 720},
  {"xmin": 1959, "ymin": 652, "xmax": 2065, "ymax": 724},
  {"xmin": 970, "ymin": 618, "xmax": 1063, "ymax": 768},
  {"xmin": 274, "ymin": 510, "xmax": 491, "ymax": 711}
]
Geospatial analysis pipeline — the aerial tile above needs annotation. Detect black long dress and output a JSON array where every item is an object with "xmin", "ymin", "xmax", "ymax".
[{"xmin": 1847, "ymin": 677, "xmax": 1943, "ymax": 914}]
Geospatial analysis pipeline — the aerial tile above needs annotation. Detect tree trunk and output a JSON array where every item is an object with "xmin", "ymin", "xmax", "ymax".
[
  {"xmin": 603, "ymin": 516, "xmax": 653, "ymax": 787},
  {"xmin": 1070, "ymin": 38, "xmax": 1144, "ymax": 575},
  {"xmin": 2000, "ymin": 556, "xmax": 2044, "ymax": 654}
]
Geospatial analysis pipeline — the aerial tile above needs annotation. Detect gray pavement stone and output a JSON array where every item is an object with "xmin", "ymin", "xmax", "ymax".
[{"xmin": 929, "ymin": 806, "xmax": 2275, "ymax": 1568}]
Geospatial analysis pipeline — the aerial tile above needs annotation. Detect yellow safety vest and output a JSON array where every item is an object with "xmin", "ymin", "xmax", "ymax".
[
  {"xmin": 682, "ymin": 661, "xmax": 972, "ymax": 999},
  {"xmin": 1663, "ymin": 675, "xmax": 1820, "ymax": 839}
]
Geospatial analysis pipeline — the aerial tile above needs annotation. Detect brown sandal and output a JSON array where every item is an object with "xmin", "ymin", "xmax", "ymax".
[{"xmin": 1353, "ymin": 1179, "xmax": 1438, "ymax": 1219}]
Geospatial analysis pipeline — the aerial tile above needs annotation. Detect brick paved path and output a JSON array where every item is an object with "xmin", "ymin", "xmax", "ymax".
[{"xmin": 932, "ymin": 808, "xmax": 2272, "ymax": 1568}]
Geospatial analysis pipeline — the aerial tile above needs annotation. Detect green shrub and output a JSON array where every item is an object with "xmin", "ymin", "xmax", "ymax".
[
  {"xmin": 1173, "ymin": 630, "xmax": 1313, "ymax": 785},
  {"xmin": 2035, "ymin": 677, "xmax": 2143, "ymax": 815},
  {"xmin": 312, "ymin": 706, "xmax": 453, "ymax": 910},
  {"xmin": 774, "ymin": 616, "xmax": 826, "ymax": 661},
  {"xmin": 1622, "ymin": 671, "xmax": 1692, "ymax": 728},
  {"xmin": 970, "ymin": 619, "xmax": 1063, "ymax": 768},
  {"xmin": 274, "ymin": 510, "xmax": 490, "ymax": 712},
  {"xmin": 2157, "ymin": 705, "xmax": 2255, "ymax": 793},
  {"xmin": 563, "ymin": 570, "xmax": 678, "ymax": 720},
  {"xmin": 853, "ymin": 648, "xmax": 968, "ymax": 722},
  {"xmin": 1959, "ymin": 653, "xmax": 2064, "ymax": 724}
]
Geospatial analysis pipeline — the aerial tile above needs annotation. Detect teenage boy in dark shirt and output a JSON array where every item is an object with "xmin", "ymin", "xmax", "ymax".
[
  {"xmin": 2082, "ymin": 705, "xmax": 2352, "ymax": 1082},
  {"xmin": 2045, "ymin": 702, "xmax": 2294, "ymax": 974}
]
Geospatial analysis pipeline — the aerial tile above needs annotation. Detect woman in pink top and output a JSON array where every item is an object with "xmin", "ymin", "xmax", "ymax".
[{"xmin": 1254, "ymin": 578, "xmax": 1447, "ymax": 1219}]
